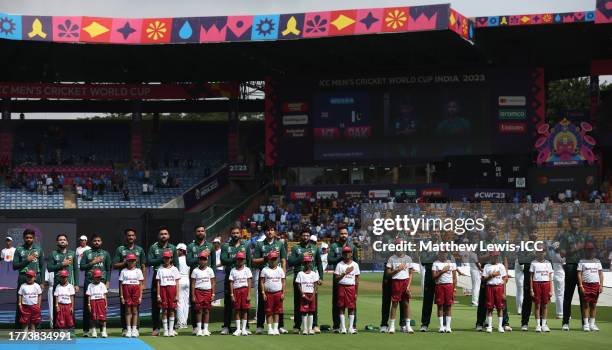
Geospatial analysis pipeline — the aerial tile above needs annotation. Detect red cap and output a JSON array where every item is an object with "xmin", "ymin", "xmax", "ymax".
[
  {"xmin": 126, "ymin": 253, "xmax": 137, "ymax": 261},
  {"xmin": 342, "ymin": 246, "xmax": 352, "ymax": 253},
  {"xmin": 267, "ymin": 251, "xmax": 279, "ymax": 259},
  {"xmin": 490, "ymin": 250, "xmax": 500, "ymax": 256},
  {"xmin": 235, "ymin": 251, "xmax": 246, "ymax": 259},
  {"xmin": 199, "ymin": 251, "xmax": 209, "ymax": 258},
  {"xmin": 92, "ymin": 269, "xmax": 103, "ymax": 278},
  {"xmin": 58, "ymin": 270, "xmax": 69, "ymax": 277},
  {"xmin": 25, "ymin": 270, "xmax": 37, "ymax": 277},
  {"xmin": 162, "ymin": 250, "xmax": 173, "ymax": 258},
  {"xmin": 303, "ymin": 255, "xmax": 312, "ymax": 263},
  {"xmin": 585, "ymin": 242, "xmax": 596, "ymax": 250}
]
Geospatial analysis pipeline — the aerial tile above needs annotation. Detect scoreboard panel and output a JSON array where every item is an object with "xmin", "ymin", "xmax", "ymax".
[{"xmin": 447, "ymin": 155, "xmax": 529, "ymax": 189}]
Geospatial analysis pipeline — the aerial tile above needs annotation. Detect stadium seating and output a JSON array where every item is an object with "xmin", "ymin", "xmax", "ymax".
[{"xmin": 0, "ymin": 186, "xmax": 64, "ymax": 209}]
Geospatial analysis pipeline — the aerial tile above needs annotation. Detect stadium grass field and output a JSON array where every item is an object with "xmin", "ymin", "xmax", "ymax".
[{"xmin": 136, "ymin": 272, "xmax": 611, "ymax": 350}]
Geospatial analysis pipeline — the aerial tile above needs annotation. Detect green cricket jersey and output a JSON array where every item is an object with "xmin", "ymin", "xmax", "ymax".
[
  {"xmin": 147, "ymin": 242, "xmax": 179, "ymax": 271},
  {"xmin": 254, "ymin": 239, "xmax": 287, "ymax": 270},
  {"xmin": 186, "ymin": 241, "xmax": 214, "ymax": 268},
  {"xmin": 113, "ymin": 244, "xmax": 147, "ymax": 269},
  {"xmin": 47, "ymin": 249, "xmax": 79, "ymax": 286},
  {"xmin": 13, "ymin": 244, "xmax": 45, "ymax": 285},
  {"xmin": 288, "ymin": 242, "xmax": 323, "ymax": 278},
  {"xmin": 559, "ymin": 230, "xmax": 586, "ymax": 264},
  {"xmin": 220, "ymin": 240, "xmax": 251, "ymax": 271},
  {"xmin": 80, "ymin": 248, "xmax": 112, "ymax": 284}
]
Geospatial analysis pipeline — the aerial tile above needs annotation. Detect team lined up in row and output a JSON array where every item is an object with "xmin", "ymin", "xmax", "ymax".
[{"xmin": 12, "ymin": 221, "xmax": 606, "ymax": 337}]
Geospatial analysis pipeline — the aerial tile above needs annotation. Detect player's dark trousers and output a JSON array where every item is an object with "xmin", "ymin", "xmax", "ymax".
[
  {"xmin": 420, "ymin": 264, "xmax": 435, "ymax": 327},
  {"xmin": 380, "ymin": 276, "xmax": 406, "ymax": 327},
  {"xmin": 151, "ymin": 274, "xmax": 160, "ymax": 331},
  {"xmin": 293, "ymin": 279, "xmax": 302, "ymax": 329},
  {"xmin": 258, "ymin": 281, "xmax": 285, "ymax": 329},
  {"xmin": 223, "ymin": 276, "xmax": 233, "ymax": 328},
  {"xmin": 520, "ymin": 264, "xmax": 533, "ymax": 326},
  {"xmin": 562, "ymin": 264, "xmax": 585, "ymax": 325},
  {"xmin": 83, "ymin": 281, "xmax": 91, "ymax": 332}
]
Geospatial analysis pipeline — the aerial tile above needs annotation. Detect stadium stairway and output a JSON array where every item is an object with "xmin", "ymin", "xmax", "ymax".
[{"xmin": 63, "ymin": 186, "xmax": 76, "ymax": 208}]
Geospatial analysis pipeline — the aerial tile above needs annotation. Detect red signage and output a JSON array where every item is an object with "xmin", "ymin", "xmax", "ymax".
[
  {"xmin": 421, "ymin": 188, "xmax": 444, "ymax": 197},
  {"xmin": 290, "ymin": 191, "xmax": 313, "ymax": 200},
  {"xmin": 282, "ymin": 102, "xmax": 309, "ymax": 113},
  {"xmin": 344, "ymin": 126, "xmax": 372, "ymax": 138},
  {"xmin": 498, "ymin": 122, "xmax": 527, "ymax": 133},
  {"xmin": 0, "ymin": 82, "xmax": 238, "ymax": 100}
]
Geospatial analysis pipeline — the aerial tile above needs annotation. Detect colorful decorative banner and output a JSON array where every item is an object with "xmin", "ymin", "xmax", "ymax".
[
  {"xmin": 535, "ymin": 118, "xmax": 597, "ymax": 166},
  {"xmin": 449, "ymin": 8, "xmax": 474, "ymax": 42},
  {"xmin": 0, "ymin": 82, "xmax": 239, "ymax": 100},
  {"xmin": 475, "ymin": 11, "xmax": 596, "ymax": 27},
  {"xmin": 0, "ymin": 3, "xmax": 452, "ymax": 45},
  {"xmin": 596, "ymin": 0, "xmax": 612, "ymax": 24}
]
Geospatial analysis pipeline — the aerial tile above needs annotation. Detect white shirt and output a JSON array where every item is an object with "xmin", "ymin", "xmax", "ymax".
[
  {"xmin": 432, "ymin": 261, "xmax": 457, "ymax": 284},
  {"xmin": 386, "ymin": 254, "xmax": 413, "ymax": 280},
  {"xmin": 260, "ymin": 266, "xmax": 285, "ymax": 293},
  {"xmin": 119, "ymin": 268, "xmax": 144, "ymax": 285},
  {"xmin": 18, "ymin": 283, "xmax": 42, "ymax": 305},
  {"xmin": 215, "ymin": 249, "xmax": 223, "ymax": 270},
  {"xmin": 334, "ymin": 260, "xmax": 361, "ymax": 285},
  {"xmin": 54, "ymin": 283, "xmax": 75, "ymax": 304},
  {"xmin": 191, "ymin": 266, "xmax": 215, "ymax": 290},
  {"xmin": 229, "ymin": 266, "xmax": 252, "ymax": 289},
  {"xmin": 1, "ymin": 247, "xmax": 16, "ymax": 262},
  {"xmin": 76, "ymin": 246, "xmax": 91, "ymax": 265},
  {"xmin": 296, "ymin": 270, "xmax": 319, "ymax": 294},
  {"xmin": 156, "ymin": 266, "xmax": 181, "ymax": 287},
  {"xmin": 482, "ymin": 264, "xmax": 507, "ymax": 285},
  {"xmin": 577, "ymin": 259, "xmax": 602, "ymax": 283},
  {"xmin": 529, "ymin": 260, "xmax": 553, "ymax": 282},
  {"xmin": 86, "ymin": 282, "xmax": 108, "ymax": 300},
  {"xmin": 178, "ymin": 256, "xmax": 190, "ymax": 283}
]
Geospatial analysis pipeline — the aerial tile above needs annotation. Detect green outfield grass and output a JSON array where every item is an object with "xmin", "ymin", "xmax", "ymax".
[{"xmin": 133, "ymin": 272, "xmax": 611, "ymax": 350}]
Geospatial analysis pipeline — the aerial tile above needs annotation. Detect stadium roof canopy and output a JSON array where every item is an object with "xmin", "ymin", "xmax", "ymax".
[{"xmin": 0, "ymin": 0, "xmax": 610, "ymax": 83}]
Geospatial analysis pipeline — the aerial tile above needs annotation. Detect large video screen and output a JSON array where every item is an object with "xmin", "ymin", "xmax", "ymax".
[{"xmin": 301, "ymin": 68, "xmax": 539, "ymax": 163}]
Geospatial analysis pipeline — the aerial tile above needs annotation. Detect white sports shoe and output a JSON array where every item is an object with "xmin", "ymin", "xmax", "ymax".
[
  {"xmin": 562, "ymin": 324, "xmax": 570, "ymax": 331},
  {"xmin": 486, "ymin": 327, "xmax": 492, "ymax": 333},
  {"xmin": 542, "ymin": 325, "xmax": 551, "ymax": 332},
  {"xmin": 171, "ymin": 329, "xmax": 177, "ymax": 337},
  {"xmin": 269, "ymin": 329, "xmax": 275, "ymax": 336},
  {"xmin": 406, "ymin": 325, "xmax": 414, "ymax": 334},
  {"xmin": 504, "ymin": 325, "xmax": 513, "ymax": 332},
  {"xmin": 341, "ymin": 328, "xmax": 347, "ymax": 334},
  {"xmin": 380, "ymin": 326, "xmax": 388, "ymax": 333},
  {"xmin": 388, "ymin": 327, "xmax": 395, "ymax": 334},
  {"xmin": 583, "ymin": 324, "xmax": 591, "ymax": 332},
  {"xmin": 221, "ymin": 327, "xmax": 230, "ymax": 335},
  {"xmin": 445, "ymin": 328, "xmax": 452, "ymax": 333},
  {"xmin": 256, "ymin": 327, "xmax": 264, "ymax": 335},
  {"xmin": 521, "ymin": 325, "xmax": 528, "ymax": 331},
  {"xmin": 420, "ymin": 325, "xmax": 428, "ymax": 332},
  {"xmin": 204, "ymin": 330, "xmax": 211, "ymax": 336},
  {"xmin": 590, "ymin": 324, "xmax": 599, "ymax": 332},
  {"xmin": 196, "ymin": 329, "xmax": 203, "ymax": 337},
  {"xmin": 302, "ymin": 330, "xmax": 309, "ymax": 335},
  {"xmin": 349, "ymin": 328, "xmax": 357, "ymax": 334},
  {"xmin": 126, "ymin": 329, "xmax": 133, "ymax": 338},
  {"xmin": 134, "ymin": 329, "xmax": 139, "ymax": 337},
  {"xmin": 192, "ymin": 328, "xmax": 198, "ymax": 335},
  {"xmin": 241, "ymin": 330, "xmax": 250, "ymax": 336},
  {"xmin": 535, "ymin": 325, "xmax": 542, "ymax": 332},
  {"xmin": 101, "ymin": 331, "xmax": 108, "ymax": 338},
  {"xmin": 233, "ymin": 329, "xmax": 242, "ymax": 336},
  {"xmin": 498, "ymin": 327, "xmax": 505, "ymax": 333},
  {"xmin": 476, "ymin": 325, "xmax": 483, "ymax": 332},
  {"xmin": 439, "ymin": 327, "xmax": 446, "ymax": 333},
  {"xmin": 91, "ymin": 329, "xmax": 98, "ymax": 338},
  {"xmin": 279, "ymin": 328, "xmax": 288, "ymax": 334},
  {"xmin": 309, "ymin": 329, "xmax": 315, "ymax": 335}
]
